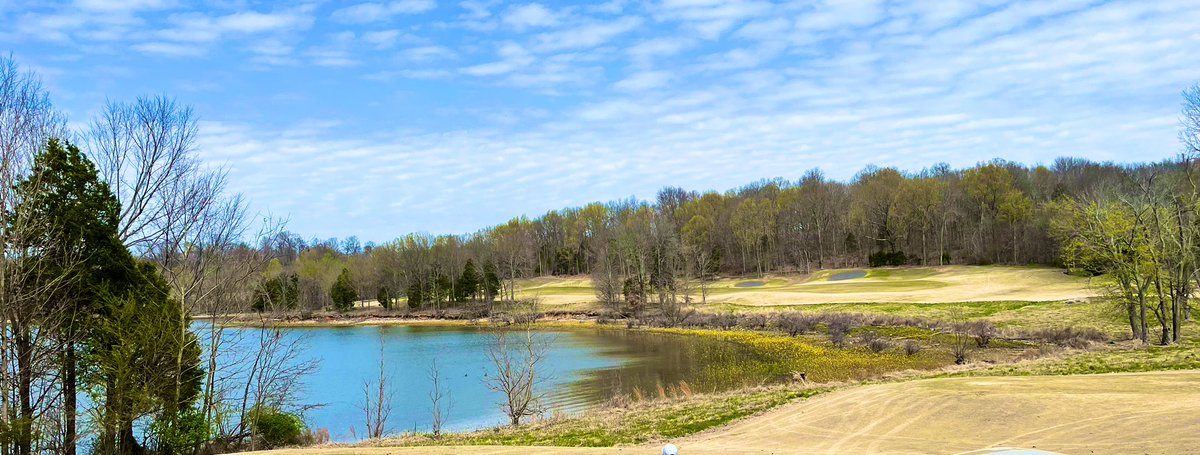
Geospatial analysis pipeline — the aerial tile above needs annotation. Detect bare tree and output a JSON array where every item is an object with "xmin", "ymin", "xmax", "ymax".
[
  {"xmin": 484, "ymin": 326, "xmax": 549, "ymax": 426},
  {"xmin": 591, "ymin": 243, "xmax": 624, "ymax": 314},
  {"xmin": 361, "ymin": 340, "xmax": 394, "ymax": 440},
  {"xmin": 428, "ymin": 359, "xmax": 451, "ymax": 437},
  {"xmin": 0, "ymin": 55, "xmax": 72, "ymax": 455},
  {"xmin": 228, "ymin": 323, "xmax": 320, "ymax": 451},
  {"xmin": 86, "ymin": 95, "xmax": 210, "ymax": 252},
  {"xmin": 1183, "ymin": 84, "xmax": 1200, "ymax": 156}
]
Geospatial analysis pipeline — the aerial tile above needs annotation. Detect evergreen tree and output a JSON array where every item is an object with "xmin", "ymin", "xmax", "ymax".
[
  {"xmin": 457, "ymin": 259, "xmax": 479, "ymax": 302},
  {"xmin": 253, "ymin": 273, "xmax": 299, "ymax": 312},
  {"xmin": 406, "ymin": 282, "xmax": 423, "ymax": 309},
  {"xmin": 435, "ymin": 274, "xmax": 453, "ymax": 307},
  {"xmin": 376, "ymin": 286, "xmax": 391, "ymax": 309},
  {"xmin": 11, "ymin": 138, "xmax": 204, "ymax": 455},
  {"xmin": 331, "ymin": 268, "xmax": 357, "ymax": 312},
  {"xmin": 10, "ymin": 138, "xmax": 134, "ymax": 455},
  {"xmin": 482, "ymin": 261, "xmax": 501, "ymax": 302},
  {"xmin": 88, "ymin": 262, "xmax": 204, "ymax": 455}
]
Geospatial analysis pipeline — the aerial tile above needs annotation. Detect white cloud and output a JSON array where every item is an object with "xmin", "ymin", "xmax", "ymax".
[
  {"xmin": 73, "ymin": 0, "xmax": 171, "ymax": 12},
  {"xmin": 614, "ymin": 70, "xmax": 673, "ymax": 91},
  {"xmin": 155, "ymin": 9, "xmax": 313, "ymax": 44},
  {"xmin": 502, "ymin": 3, "xmax": 558, "ymax": 31},
  {"xmin": 532, "ymin": 16, "xmax": 642, "ymax": 52},
  {"xmin": 461, "ymin": 41, "xmax": 533, "ymax": 76},
  {"xmin": 363, "ymin": 30, "xmax": 403, "ymax": 49},
  {"xmin": 397, "ymin": 45, "xmax": 456, "ymax": 62},
  {"xmin": 627, "ymin": 36, "xmax": 694, "ymax": 61},
  {"xmin": 656, "ymin": 0, "xmax": 773, "ymax": 38},
  {"xmin": 330, "ymin": 0, "xmax": 436, "ymax": 24},
  {"xmin": 131, "ymin": 41, "xmax": 205, "ymax": 56}
]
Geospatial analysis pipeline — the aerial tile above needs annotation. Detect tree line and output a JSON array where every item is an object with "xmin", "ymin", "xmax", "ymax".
[{"xmin": 258, "ymin": 148, "xmax": 1190, "ymax": 318}]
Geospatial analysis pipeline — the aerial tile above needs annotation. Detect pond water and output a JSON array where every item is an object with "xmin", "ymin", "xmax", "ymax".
[
  {"xmin": 828, "ymin": 270, "xmax": 867, "ymax": 281},
  {"xmin": 733, "ymin": 281, "xmax": 766, "ymax": 288},
  {"xmin": 212, "ymin": 324, "xmax": 776, "ymax": 442}
]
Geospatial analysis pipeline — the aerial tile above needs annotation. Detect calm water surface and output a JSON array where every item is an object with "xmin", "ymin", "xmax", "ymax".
[{"xmin": 214, "ymin": 324, "xmax": 773, "ymax": 441}]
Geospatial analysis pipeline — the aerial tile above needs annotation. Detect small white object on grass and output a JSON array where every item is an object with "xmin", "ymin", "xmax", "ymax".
[{"xmin": 662, "ymin": 443, "xmax": 678, "ymax": 455}]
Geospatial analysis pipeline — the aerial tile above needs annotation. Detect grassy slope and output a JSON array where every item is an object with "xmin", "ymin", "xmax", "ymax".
[{"xmin": 516, "ymin": 265, "xmax": 1098, "ymax": 308}]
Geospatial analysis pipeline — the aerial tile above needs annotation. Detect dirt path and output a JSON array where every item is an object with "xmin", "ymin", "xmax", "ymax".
[{"xmin": 249, "ymin": 370, "xmax": 1200, "ymax": 455}]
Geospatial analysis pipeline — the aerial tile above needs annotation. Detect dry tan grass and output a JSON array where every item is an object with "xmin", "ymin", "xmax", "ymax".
[
  {"xmin": 245, "ymin": 370, "xmax": 1200, "ymax": 455},
  {"xmin": 515, "ymin": 265, "xmax": 1099, "ymax": 308}
]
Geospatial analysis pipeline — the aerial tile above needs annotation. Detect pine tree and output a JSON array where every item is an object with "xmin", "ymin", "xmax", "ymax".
[
  {"xmin": 11, "ymin": 138, "xmax": 203, "ymax": 455},
  {"xmin": 458, "ymin": 259, "xmax": 479, "ymax": 302},
  {"xmin": 435, "ymin": 274, "xmax": 453, "ymax": 307},
  {"xmin": 331, "ymin": 268, "xmax": 357, "ymax": 312},
  {"xmin": 10, "ymin": 138, "xmax": 133, "ymax": 455},
  {"xmin": 482, "ymin": 261, "xmax": 501, "ymax": 302},
  {"xmin": 406, "ymin": 282, "xmax": 423, "ymax": 309}
]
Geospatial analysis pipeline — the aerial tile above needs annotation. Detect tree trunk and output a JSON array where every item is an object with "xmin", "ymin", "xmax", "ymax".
[
  {"xmin": 15, "ymin": 327, "xmax": 32, "ymax": 455},
  {"xmin": 1138, "ymin": 288, "xmax": 1149, "ymax": 344},
  {"xmin": 63, "ymin": 341, "xmax": 77, "ymax": 455}
]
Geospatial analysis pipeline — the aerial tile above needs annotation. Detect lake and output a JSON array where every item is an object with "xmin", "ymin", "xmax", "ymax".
[{"xmin": 212, "ymin": 323, "xmax": 775, "ymax": 442}]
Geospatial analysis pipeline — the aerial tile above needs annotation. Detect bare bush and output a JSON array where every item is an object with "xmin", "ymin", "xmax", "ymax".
[
  {"xmin": 858, "ymin": 332, "xmax": 890, "ymax": 353},
  {"xmin": 1023, "ymin": 326, "xmax": 1107, "ymax": 349},
  {"xmin": 826, "ymin": 314, "xmax": 858, "ymax": 347},
  {"xmin": 776, "ymin": 313, "xmax": 817, "ymax": 336},
  {"xmin": 965, "ymin": 320, "xmax": 997, "ymax": 348},
  {"xmin": 739, "ymin": 313, "xmax": 769, "ymax": 330},
  {"xmin": 903, "ymin": 340, "xmax": 922, "ymax": 356}
]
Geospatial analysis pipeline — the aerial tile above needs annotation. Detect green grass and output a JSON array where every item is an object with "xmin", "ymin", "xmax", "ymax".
[
  {"xmin": 382, "ymin": 386, "xmax": 825, "ymax": 447},
  {"xmin": 786, "ymin": 279, "xmax": 949, "ymax": 294}
]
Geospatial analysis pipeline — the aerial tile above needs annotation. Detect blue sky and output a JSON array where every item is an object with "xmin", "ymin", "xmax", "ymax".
[{"xmin": 2, "ymin": 0, "xmax": 1198, "ymax": 241}]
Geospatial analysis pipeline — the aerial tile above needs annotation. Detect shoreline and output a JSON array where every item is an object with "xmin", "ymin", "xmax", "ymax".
[{"xmin": 199, "ymin": 309, "xmax": 605, "ymax": 328}]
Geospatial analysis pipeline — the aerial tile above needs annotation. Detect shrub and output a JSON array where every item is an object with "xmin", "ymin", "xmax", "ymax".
[
  {"xmin": 951, "ymin": 334, "xmax": 970, "ymax": 364},
  {"xmin": 964, "ymin": 321, "xmax": 997, "ymax": 348},
  {"xmin": 857, "ymin": 331, "xmax": 889, "ymax": 353},
  {"xmin": 1023, "ymin": 326, "xmax": 1107, "ymax": 349},
  {"xmin": 829, "ymin": 329, "xmax": 847, "ymax": 348},
  {"xmin": 776, "ymin": 313, "xmax": 817, "ymax": 336},
  {"xmin": 868, "ymin": 250, "xmax": 907, "ymax": 267},
  {"xmin": 248, "ymin": 406, "xmax": 306, "ymax": 448},
  {"xmin": 710, "ymin": 313, "xmax": 738, "ymax": 330},
  {"xmin": 867, "ymin": 338, "xmax": 890, "ymax": 353},
  {"xmin": 903, "ymin": 340, "xmax": 922, "ymax": 356},
  {"xmin": 825, "ymin": 314, "xmax": 858, "ymax": 347},
  {"xmin": 739, "ymin": 314, "xmax": 769, "ymax": 330}
]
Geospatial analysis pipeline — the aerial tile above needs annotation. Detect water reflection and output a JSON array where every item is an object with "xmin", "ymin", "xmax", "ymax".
[{"xmin": 212, "ymin": 323, "xmax": 774, "ymax": 442}]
